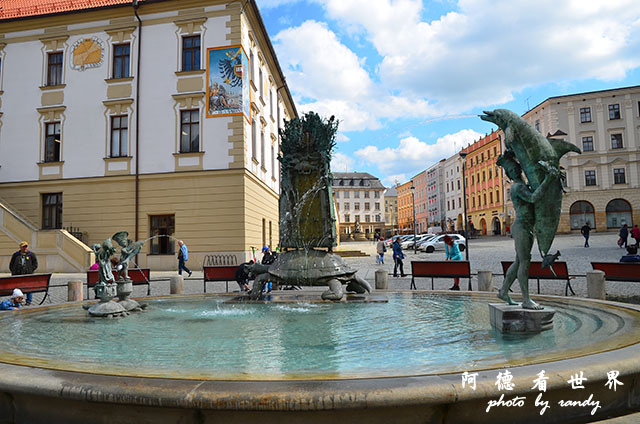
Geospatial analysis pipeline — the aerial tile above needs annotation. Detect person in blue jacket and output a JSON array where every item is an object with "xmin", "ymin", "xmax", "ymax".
[
  {"xmin": 177, "ymin": 240, "xmax": 192, "ymax": 277},
  {"xmin": 392, "ymin": 237, "xmax": 406, "ymax": 277},
  {"xmin": 0, "ymin": 289, "xmax": 24, "ymax": 311},
  {"xmin": 444, "ymin": 235, "xmax": 463, "ymax": 290}
]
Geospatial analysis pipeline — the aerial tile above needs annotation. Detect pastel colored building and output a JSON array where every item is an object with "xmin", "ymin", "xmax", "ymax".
[
  {"xmin": 461, "ymin": 130, "xmax": 504, "ymax": 236},
  {"xmin": 0, "ymin": 0, "xmax": 296, "ymax": 271},
  {"xmin": 425, "ymin": 159, "xmax": 446, "ymax": 231},
  {"xmin": 443, "ymin": 154, "xmax": 464, "ymax": 232},
  {"xmin": 397, "ymin": 181, "xmax": 414, "ymax": 234},
  {"xmin": 412, "ymin": 170, "xmax": 427, "ymax": 234}
]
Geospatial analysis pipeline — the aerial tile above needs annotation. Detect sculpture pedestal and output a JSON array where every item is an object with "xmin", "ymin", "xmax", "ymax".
[
  {"xmin": 353, "ymin": 232, "xmax": 368, "ymax": 241},
  {"xmin": 489, "ymin": 303, "xmax": 555, "ymax": 333}
]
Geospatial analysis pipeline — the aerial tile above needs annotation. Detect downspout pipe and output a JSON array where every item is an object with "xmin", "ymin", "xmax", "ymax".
[{"xmin": 133, "ymin": 0, "xmax": 142, "ymax": 245}]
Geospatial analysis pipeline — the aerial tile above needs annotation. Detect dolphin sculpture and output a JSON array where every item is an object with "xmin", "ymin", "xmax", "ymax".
[{"xmin": 480, "ymin": 109, "xmax": 581, "ymax": 266}]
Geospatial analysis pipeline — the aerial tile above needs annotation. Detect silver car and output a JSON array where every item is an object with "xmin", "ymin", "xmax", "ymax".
[{"xmin": 421, "ymin": 234, "xmax": 466, "ymax": 253}]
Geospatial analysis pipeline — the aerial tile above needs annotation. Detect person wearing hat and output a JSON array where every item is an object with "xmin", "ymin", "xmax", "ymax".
[
  {"xmin": 9, "ymin": 241, "xmax": 38, "ymax": 306},
  {"xmin": 0, "ymin": 289, "xmax": 24, "ymax": 310}
]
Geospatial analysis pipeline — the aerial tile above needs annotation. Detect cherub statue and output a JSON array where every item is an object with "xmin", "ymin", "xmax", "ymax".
[{"xmin": 111, "ymin": 231, "xmax": 144, "ymax": 281}]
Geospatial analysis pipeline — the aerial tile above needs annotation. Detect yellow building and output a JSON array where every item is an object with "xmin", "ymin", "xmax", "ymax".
[
  {"xmin": 0, "ymin": 0, "xmax": 296, "ymax": 271},
  {"xmin": 461, "ymin": 130, "xmax": 505, "ymax": 236},
  {"xmin": 397, "ymin": 181, "xmax": 414, "ymax": 234}
]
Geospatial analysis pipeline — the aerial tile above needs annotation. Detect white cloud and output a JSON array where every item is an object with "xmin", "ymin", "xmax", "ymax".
[
  {"xmin": 273, "ymin": 20, "xmax": 441, "ymax": 131},
  {"xmin": 355, "ymin": 129, "xmax": 482, "ymax": 175},
  {"xmin": 274, "ymin": 20, "xmax": 373, "ymax": 102},
  {"xmin": 319, "ymin": 0, "xmax": 640, "ymax": 110},
  {"xmin": 331, "ymin": 152, "xmax": 355, "ymax": 172},
  {"xmin": 336, "ymin": 133, "xmax": 350, "ymax": 142},
  {"xmin": 382, "ymin": 174, "xmax": 406, "ymax": 187}
]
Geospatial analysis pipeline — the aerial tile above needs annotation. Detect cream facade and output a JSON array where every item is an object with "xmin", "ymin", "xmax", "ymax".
[
  {"xmin": 384, "ymin": 186, "xmax": 398, "ymax": 236},
  {"xmin": 332, "ymin": 172, "xmax": 386, "ymax": 240},
  {"xmin": 523, "ymin": 86, "xmax": 640, "ymax": 233},
  {"xmin": 0, "ymin": 0, "xmax": 296, "ymax": 271}
]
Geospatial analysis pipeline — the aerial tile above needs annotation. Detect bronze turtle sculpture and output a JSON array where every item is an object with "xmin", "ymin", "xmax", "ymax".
[{"xmin": 247, "ymin": 249, "xmax": 371, "ymax": 300}]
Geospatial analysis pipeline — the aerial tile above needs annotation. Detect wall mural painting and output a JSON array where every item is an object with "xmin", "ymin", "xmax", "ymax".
[{"xmin": 206, "ymin": 45, "xmax": 250, "ymax": 121}]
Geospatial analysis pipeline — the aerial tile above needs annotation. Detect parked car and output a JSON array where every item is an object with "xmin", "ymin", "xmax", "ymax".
[
  {"xmin": 385, "ymin": 235, "xmax": 412, "ymax": 248},
  {"xmin": 416, "ymin": 235, "xmax": 439, "ymax": 251},
  {"xmin": 403, "ymin": 234, "xmax": 435, "ymax": 249},
  {"xmin": 421, "ymin": 234, "xmax": 466, "ymax": 253}
]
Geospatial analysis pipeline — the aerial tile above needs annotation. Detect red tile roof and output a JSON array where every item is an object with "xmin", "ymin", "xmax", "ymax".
[{"xmin": 0, "ymin": 0, "xmax": 139, "ymax": 21}]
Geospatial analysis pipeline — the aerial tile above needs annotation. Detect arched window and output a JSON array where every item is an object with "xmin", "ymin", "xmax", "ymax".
[
  {"xmin": 606, "ymin": 199, "xmax": 632, "ymax": 228},
  {"xmin": 570, "ymin": 201, "xmax": 595, "ymax": 230}
]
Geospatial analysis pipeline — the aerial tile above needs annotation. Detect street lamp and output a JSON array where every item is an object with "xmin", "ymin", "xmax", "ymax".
[
  {"xmin": 459, "ymin": 152, "xmax": 470, "ymax": 278},
  {"xmin": 410, "ymin": 185, "xmax": 417, "ymax": 254}
]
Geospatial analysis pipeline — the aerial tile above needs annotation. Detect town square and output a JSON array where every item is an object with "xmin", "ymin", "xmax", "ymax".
[{"xmin": 0, "ymin": 0, "xmax": 639, "ymax": 423}]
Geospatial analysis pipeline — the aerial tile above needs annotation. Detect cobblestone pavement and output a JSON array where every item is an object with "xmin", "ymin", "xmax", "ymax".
[{"xmin": 6, "ymin": 232, "xmax": 636, "ymax": 306}]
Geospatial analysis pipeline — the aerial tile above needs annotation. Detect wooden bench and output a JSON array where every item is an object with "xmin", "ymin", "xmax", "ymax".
[
  {"xmin": 203, "ymin": 265, "xmax": 239, "ymax": 293},
  {"xmin": 410, "ymin": 261, "xmax": 471, "ymax": 290},
  {"xmin": 500, "ymin": 261, "xmax": 575, "ymax": 296},
  {"xmin": 591, "ymin": 262, "xmax": 640, "ymax": 283},
  {"xmin": 86, "ymin": 268, "xmax": 151, "ymax": 299},
  {"xmin": 0, "ymin": 273, "xmax": 52, "ymax": 305}
]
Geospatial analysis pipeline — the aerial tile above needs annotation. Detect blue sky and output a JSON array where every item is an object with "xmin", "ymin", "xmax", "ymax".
[{"xmin": 256, "ymin": 0, "xmax": 640, "ymax": 187}]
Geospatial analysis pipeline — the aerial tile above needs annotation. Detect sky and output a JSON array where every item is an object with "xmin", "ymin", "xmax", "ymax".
[{"xmin": 256, "ymin": 0, "xmax": 640, "ymax": 187}]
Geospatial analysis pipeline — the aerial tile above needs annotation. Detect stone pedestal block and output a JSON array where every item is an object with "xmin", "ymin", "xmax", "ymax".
[
  {"xmin": 477, "ymin": 271, "xmax": 493, "ymax": 292},
  {"xmin": 67, "ymin": 280, "xmax": 83, "ymax": 302},
  {"xmin": 170, "ymin": 275, "xmax": 184, "ymax": 295},
  {"xmin": 587, "ymin": 270, "xmax": 606, "ymax": 300},
  {"xmin": 375, "ymin": 269, "xmax": 388, "ymax": 290},
  {"xmin": 489, "ymin": 303, "xmax": 556, "ymax": 333}
]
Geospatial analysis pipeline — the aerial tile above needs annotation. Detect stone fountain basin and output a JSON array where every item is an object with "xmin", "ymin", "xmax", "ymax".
[{"xmin": 0, "ymin": 292, "xmax": 639, "ymax": 423}]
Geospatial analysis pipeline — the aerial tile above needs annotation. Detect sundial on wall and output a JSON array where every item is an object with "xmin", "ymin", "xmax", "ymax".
[{"xmin": 71, "ymin": 37, "xmax": 104, "ymax": 71}]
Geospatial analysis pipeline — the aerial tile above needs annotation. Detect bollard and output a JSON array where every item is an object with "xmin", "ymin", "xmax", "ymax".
[
  {"xmin": 67, "ymin": 280, "xmax": 83, "ymax": 302},
  {"xmin": 170, "ymin": 275, "xmax": 184, "ymax": 295},
  {"xmin": 477, "ymin": 271, "xmax": 493, "ymax": 292},
  {"xmin": 375, "ymin": 269, "xmax": 389, "ymax": 290},
  {"xmin": 587, "ymin": 270, "xmax": 606, "ymax": 300}
]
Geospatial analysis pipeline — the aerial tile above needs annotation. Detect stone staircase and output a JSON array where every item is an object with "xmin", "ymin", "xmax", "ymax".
[{"xmin": 0, "ymin": 201, "xmax": 94, "ymax": 273}]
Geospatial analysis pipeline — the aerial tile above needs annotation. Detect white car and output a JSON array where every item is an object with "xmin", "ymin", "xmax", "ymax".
[{"xmin": 421, "ymin": 234, "xmax": 466, "ymax": 253}]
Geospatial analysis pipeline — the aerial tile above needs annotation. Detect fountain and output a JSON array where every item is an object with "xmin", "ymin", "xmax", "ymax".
[
  {"xmin": 88, "ymin": 231, "xmax": 144, "ymax": 317},
  {"xmin": 0, "ymin": 111, "xmax": 639, "ymax": 423},
  {"xmin": 247, "ymin": 112, "xmax": 371, "ymax": 300}
]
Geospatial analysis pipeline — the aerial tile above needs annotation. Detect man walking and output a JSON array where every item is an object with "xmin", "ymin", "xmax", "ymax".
[
  {"xmin": 177, "ymin": 240, "xmax": 192, "ymax": 277},
  {"xmin": 376, "ymin": 236, "xmax": 386, "ymax": 264},
  {"xmin": 619, "ymin": 224, "xmax": 629, "ymax": 249},
  {"xmin": 581, "ymin": 222, "xmax": 591, "ymax": 248},
  {"xmin": 9, "ymin": 241, "xmax": 38, "ymax": 305}
]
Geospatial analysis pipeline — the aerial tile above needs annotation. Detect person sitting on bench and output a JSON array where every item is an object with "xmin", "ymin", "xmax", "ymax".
[{"xmin": 620, "ymin": 245, "xmax": 640, "ymax": 263}]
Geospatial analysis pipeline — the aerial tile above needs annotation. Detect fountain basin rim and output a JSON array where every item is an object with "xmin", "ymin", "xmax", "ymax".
[{"xmin": 0, "ymin": 339, "xmax": 640, "ymax": 411}]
